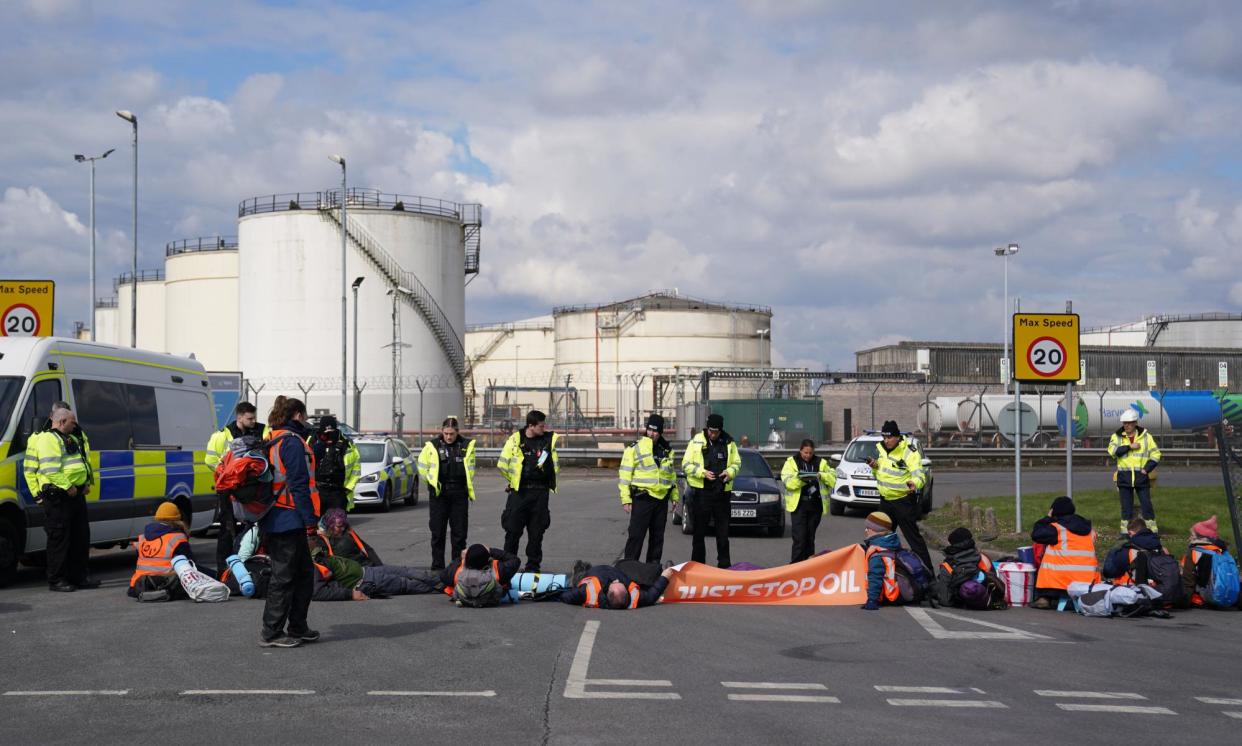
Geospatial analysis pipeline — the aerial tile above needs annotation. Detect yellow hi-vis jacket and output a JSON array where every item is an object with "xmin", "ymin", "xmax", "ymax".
[
  {"xmin": 1106, "ymin": 427, "xmax": 1161, "ymax": 487},
  {"xmin": 418, "ymin": 437, "xmax": 477, "ymax": 501},
  {"xmin": 780, "ymin": 456, "xmax": 836, "ymax": 513},
  {"xmin": 618, "ymin": 435, "xmax": 678, "ymax": 504},
  {"xmin": 497, "ymin": 430, "xmax": 561, "ymax": 492},
  {"xmin": 681, "ymin": 432, "xmax": 741, "ymax": 490},
  {"xmin": 24, "ymin": 429, "xmax": 93, "ymax": 494},
  {"xmin": 871, "ymin": 437, "xmax": 925, "ymax": 501}
]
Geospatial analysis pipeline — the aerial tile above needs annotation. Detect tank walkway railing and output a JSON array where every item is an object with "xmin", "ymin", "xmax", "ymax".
[
  {"xmin": 166, "ymin": 236, "xmax": 239, "ymax": 256},
  {"xmin": 319, "ymin": 206, "xmax": 466, "ymax": 381},
  {"xmin": 115, "ymin": 269, "xmax": 165, "ymax": 288}
]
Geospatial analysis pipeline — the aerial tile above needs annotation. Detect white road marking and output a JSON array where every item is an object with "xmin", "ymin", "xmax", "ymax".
[
  {"xmin": 179, "ymin": 690, "xmax": 315, "ymax": 696},
  {"xmin": 1035, "ymin": 690, "xmax": 1145, "ymax": 700},
  {"xmin": 1056, "ymin": 704, "xmax": 1175, "ymax": 715},
  {"xmin": 723, "ymin": 682, "xmax": 829, "ymax": 690},
  {"xmin": 1196, "ymin": 697, "xmax": 1242, "ymax": 706},
  {"xmin": 905, "ymin": 607, "xmax": 1053, "ymax": 641},
  {"xmin": 1225, "ymin": 712, "xmax": 1242, "ymax": 720},
  {"xmin": 875, "ymin": 686, "xmax": 985, "ymax": 694},
  {"xmin": 367, "ymin": 691, "xmax": 496, "ymax": 697},
  {"xmin": 887, "ymin": 698, "xmax": 1006, "ymax": 708},
  {"xmin": 727, "ymin": 694, "xmax": 841, "ymax": 703},
  {"xmin": 2, "ymin": 690, "xmax": 128, "ymax": 696},
  {"xmin": 564, "ymin": 620, "xmax": 680, "ymax": 700}
]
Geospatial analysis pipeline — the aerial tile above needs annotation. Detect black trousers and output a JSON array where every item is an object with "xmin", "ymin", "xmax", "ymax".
[
  {"xmin": 429, "ymin": 485, "xmax": 469, "ymax": 570},
  {"xmin": 623, "ymin": 492, "xmax": 669, "ymax": 563},
  {"xmin": 882, "ymin": 494, "xmax": 933, "ymax": 574},
  {"xmin": 43, "ymin": 490, "xmax": 90, "ymax": 586},
  {"xmin": 1118, "ymin": 483, "xmax": 1155, "ymax": 521},
  {"xmin": 215, "ymin": 492, "xmax": 240, "ymax": 573},
  {"xmin": 789, "ymin": 495, "xmax": 823, "ymax": 564},
  {"xmin": 261, "ymin": 529, "xmax": 314, "ymax": 640},
  {"xmin": 502, "ymin": 487, "xmax": 550, "ymax": 571},
  {"xmin": 691, "ymin": 486, "xmax": 731, "ymax": 568},
  {"xmin": 318, "ymin": 484, "xmax": 348, "ymax": 515}
]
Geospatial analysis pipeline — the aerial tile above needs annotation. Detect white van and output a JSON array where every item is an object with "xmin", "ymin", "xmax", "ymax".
[{"xmin": 0, "ymin": 338, "xmax": 217, "ymax": 585}]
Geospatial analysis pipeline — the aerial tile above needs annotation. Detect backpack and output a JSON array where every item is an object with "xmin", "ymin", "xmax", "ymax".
[
  {"xmin": 1197, "ymin": 548, "xmax": 1241, "ymax": 608},
  {"xmin": 1072, "ymin": 582, "xmax": 1163, "ymax": 618},
  {"xmin": 451, "ymin": 567, "xmax": 504, "ymax": 608},
  {"xmin": 880, "ymin": 549, "xmax": 932, "ymax": 603},
  {"xmin": 315, "ymin": 438, "xmax": 349, "ymax": 486},
  {"xmin": 1133, "ymin": 550, "xmax": 1186, "ymax": 607},
  {"xmin": 215, "ymin": 434, "xmax": 289, "ymax": 523}
]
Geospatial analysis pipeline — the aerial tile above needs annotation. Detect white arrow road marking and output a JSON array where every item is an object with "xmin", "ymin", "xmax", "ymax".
[
  {"xmin": 564, "ymin": 621, "xmax": 680, "ymax": 700},
  {"xmin": 905, "ymin": 607, "xmax": 1054, "ymax": 641}
]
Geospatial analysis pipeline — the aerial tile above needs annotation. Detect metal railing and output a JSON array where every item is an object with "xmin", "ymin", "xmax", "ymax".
[
  {"xmin": 466, "ymin": 321, "xmax": 554, "ymax": 333},
  {"xmin": 115, "ymin": 269, "xmax": 164, "ymax": 288},
  {"xmin": 166, "ymin": 236, "xmax": 239, "ymax": 256},
  {"xmin": 94, "ymin": 297, "xmax": 118, "ymax": 309},
  {"xmin": 239, "ymin": 188, "xmax": 476, "ymax": 221}
]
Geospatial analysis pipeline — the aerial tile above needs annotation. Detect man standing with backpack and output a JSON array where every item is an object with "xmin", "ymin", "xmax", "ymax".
[
  {"xmin": 310, "ymin": 415, "xmax": 360, "ymax": 514},
  {"xmin": 497, "ymin": 411, "xmax": 560, "ymax": 573},
  {"xmin": 206, "ymin": 401, "xmax": 265, "ymax": 572},
  {"xmin": 1181, "ymin": 515, "xmax": 1240, "ymax": 609}
]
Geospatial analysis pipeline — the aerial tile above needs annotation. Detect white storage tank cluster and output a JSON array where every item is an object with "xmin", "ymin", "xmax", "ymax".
[
  {"xmin": 163, "ymin": 237, "xmax": 239, "ymax": 371},
  {"xmin": 113, "ymin": 270, "xmax": 166, "ymax": 350},
  {"xmin": 464, "ymin": 316, "xmax": 556, "ymax": 421},
  {"xmin": 1082, "ymin": 313, "xmax": 1242, "ymax": 348},
  {"xmin": 92, "ymin": 298, "xmax": 119, "ymax": 345}
]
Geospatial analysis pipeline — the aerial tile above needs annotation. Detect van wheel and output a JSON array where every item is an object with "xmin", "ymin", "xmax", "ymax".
[
  {"xmin": 0, "ymin": 517, "xmax": 20, "ymax": 587},
  {"xmin": 380, "ymin": 481, "xmax": 392, "ymax": 513},
  {"xmin": 829, "ymin": 499, "xmax": 845, "ymax": 516}
]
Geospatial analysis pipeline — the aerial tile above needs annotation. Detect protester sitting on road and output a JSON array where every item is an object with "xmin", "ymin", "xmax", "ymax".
[
  {"xmin": 441, "ymin": 543, "xmax": 522, "ymax": 598},
  {"xmin": 1030, "ymin": 496, "xmax": 1098, "ymax": 610},
  {"xmin": 932, "ymin": 527, "xmax": 1005, "ymax": 610},
  {"xmin": 128, "ymin": 501, "xmax": 202, "ymax": 598},
  {"xmin": 1103, "ymin": 518, "xmax": 1167, "ymax": 583},
  {"xmin": 319, "ymin": 508, "xmax": 383, "ymax": 566},
  {"xmin": 309, "ymin": 536, "xmax": 442, "ymax": 601},
  {"xmin": 859, "ymin": 511, "xmax": 904, "ymax": 610},
  {"xmin": 557, "ymin": 563, "xmax": 673, "ymax": 609},
  {"xmin": 1181, "ymin": 515, "xmax": 1234, "ymax": 608}
]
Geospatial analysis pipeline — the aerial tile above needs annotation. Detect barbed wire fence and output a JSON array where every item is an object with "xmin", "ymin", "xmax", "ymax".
[{"xmin": 1213, "ymin": 421, "xmax": 1242, "ymax": 558}]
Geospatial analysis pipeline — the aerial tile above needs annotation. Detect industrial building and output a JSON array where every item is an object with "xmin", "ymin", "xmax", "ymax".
[{"xmin": 94, "ymin": 188, "xmax": 482, "ymax": 432}]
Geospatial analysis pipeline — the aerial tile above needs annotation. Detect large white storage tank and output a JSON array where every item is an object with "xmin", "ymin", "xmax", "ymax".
[
  {"xmin": 164, "ymin": 237, "xmax": 240, "ymax": 370},
  {"xmin": 237, "ymin": 188, "xmax": 480, "ymax": 432},
  {"xmin": 464, "ymin": 316, "xmax": 556, "ymax": 423},
  {"xmin": 92, "ymin": 299, "xmax": 119, "ymax": 345},
  {"xmin": 553, "ymin": 291, "xmax": 772, "ymax": 425},
  {"xmin": 115, "ymin": 270, "xmax": 166, "ymax": 351}
]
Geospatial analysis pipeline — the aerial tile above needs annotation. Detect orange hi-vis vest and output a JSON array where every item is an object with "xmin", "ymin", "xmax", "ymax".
[
  {"xmin": 130, "ymin": 530, "xmax": 188, "ymax": 587},
  {"xmin": 270, "ymin": 428, "xmax": 321, "ymax": 517},
  {"xmin": 319, "ymin": 530, "xmax": 368, "ymax": 560},
  {"xmin": 1116, "ymin": 547, "xmax": 1167, "ymax": 586},
  {"xmin": 1036, "ymin": 523, "xmax": 1099, "ymax": 590},
  {"xmin": 865, "ymin": 545, "xmax": 901, "ymax": 603},
  {"xmin": 580, "ymin": 576, "xmax": 640, "ymax": 609},
  {"xmin": 443, "ymin": 559, "xmax": 500, "ymax": 596}
]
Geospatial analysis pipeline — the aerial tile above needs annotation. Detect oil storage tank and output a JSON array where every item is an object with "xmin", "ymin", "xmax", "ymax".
[
  {"xmin": 237, "ymin": 188, "xmax": 481, "ymax": 432},
  {"xmin": 164, "ymin": 236, "xmax": 239, "ymax": 371},
  {"xmin": 115, "ymin": 270, "xmax": 166, "ymax": 350}
]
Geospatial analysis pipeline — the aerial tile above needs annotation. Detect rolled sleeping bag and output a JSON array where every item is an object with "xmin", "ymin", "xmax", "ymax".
[
  {"xmin": 226, "ymin": 554, "xmax": 255, "ymax": 597},
  {"xmin": 505, "ymin": 572, "xmax": 569, "ymax": 603}
]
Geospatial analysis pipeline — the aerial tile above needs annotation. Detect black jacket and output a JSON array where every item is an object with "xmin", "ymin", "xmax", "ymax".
[
  {"xmin": 440, "ymin": 547, "xmax": 521, "ymax": 589},
  {"xmin": 1031, "ymin": 513, "xmax": 1093, "ymax": 545},
  {"xmin": 1103, "ymin": 529, "xmax": 1164, "ymax": 579},
  {"xmin": 328, "ymin": 529, "xmax": 383, "ymax": 567},
  {"xmin": 558, "ymin": 564, "xmax": 669, "ymax": 609}
]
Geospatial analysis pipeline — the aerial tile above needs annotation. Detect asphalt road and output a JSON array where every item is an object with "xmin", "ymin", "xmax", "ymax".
[{"xmin": 0, "ymin": 468, "xmax": 1238, "ymax": 745}]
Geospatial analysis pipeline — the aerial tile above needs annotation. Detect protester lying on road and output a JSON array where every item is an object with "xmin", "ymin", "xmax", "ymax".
[
  {"xmin": 310, "ymin": 537, "xmax": 441, "ymax": 601},
  {"xmin": 1030, "ymin": 496, "xmax": 1098, "ymax": 610},
  {"xmin": 557, "ymin": 562, "xmax": 673, "ymax": 609},
  {"xmin": 441, "ymin": 544, "xmax": 522, "ymax": 607},
  {"xmin": 931, "ymin": 527, "xmax": 1006, "ymax": 610}
]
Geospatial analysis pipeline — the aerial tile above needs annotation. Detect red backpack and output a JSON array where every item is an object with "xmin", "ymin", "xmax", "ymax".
[{"xmin": 215, "ymin": 434, "xmax": 291, "ymax": 523}]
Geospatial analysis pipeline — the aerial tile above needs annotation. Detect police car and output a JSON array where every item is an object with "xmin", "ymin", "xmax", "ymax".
[
  {"xmin": 352, "ymin": 436, "xmax": 418, "ymax": 512},
  {"xmin": 828, "ymin": 431, "xmax": 934, "ymax": 517}
]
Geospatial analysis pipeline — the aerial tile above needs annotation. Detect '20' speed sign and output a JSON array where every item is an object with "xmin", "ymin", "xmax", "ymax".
[
  {"xmin": 1027, "ymin": 337, "xmax": 1067, "ymax": 377},
  {"xmin": 1012, "ymin": 312, "xmax": 1079, "ymax": 382}
]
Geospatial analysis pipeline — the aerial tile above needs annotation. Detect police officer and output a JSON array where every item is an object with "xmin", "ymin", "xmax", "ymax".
[
  {"xmin": 417, "ymin": 416, "xmax": 477, "ymax": 571},
  {"xmin": 619, "ymin": 413, "xmax": 678, "ymax": 564},
  {"xmin": 682, "ymin": 413, "xmax": 740, "ymax": 568},
  {"xmin": 24, "ymin": 407, "xmax": 96, "ymax": 592},
  {"xmin": 1108, "ymin": 408, "xmax": 1162, "ymax": 536},
  {"xmin": 865, "ymin": 420, "xmax": 931, "ymax": 573},
  {"xmin": 497, "ymin": 410, "xmax": 560, "ymax": 573},
  {"xmin": 205, "ymin": 401, "xmax": 265, "ymax": 571},
  {"xmin": 780, "ymin": 438, "xmax": 836, "ymax": 563},
  {"xmin": 310, "ymin": 415, "xmax": 360, "ymax": 514}
]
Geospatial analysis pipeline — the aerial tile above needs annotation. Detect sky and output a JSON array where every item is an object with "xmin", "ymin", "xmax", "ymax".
[{"xmin": 3, "ymin": 0, "xmax": 1242, "ymax": 368}]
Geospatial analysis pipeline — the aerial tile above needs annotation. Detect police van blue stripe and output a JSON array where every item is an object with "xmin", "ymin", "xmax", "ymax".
[
  {"xmin": 164, "ymin": 451, "xmax": 196, "ymax": 498},
  {"xmin": 98, "ymin": 451, "xmax": 135, "ymax": 501}
]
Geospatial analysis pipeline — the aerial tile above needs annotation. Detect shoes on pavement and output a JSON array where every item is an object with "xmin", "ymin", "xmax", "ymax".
[
  {"xmin": 259, "ymin": 635, "xmax": 302, "ymax": 648},
  {"xmin": 47, "ymin": 582, "xmax": 76, "ymax": 593},
  {"xmin": 1030, "ymin": 597, "xmax": 1053, "ymax": 610},
  {"xmin": 289, "ymin": 628, "xmax": 320, "ymax": 642}
]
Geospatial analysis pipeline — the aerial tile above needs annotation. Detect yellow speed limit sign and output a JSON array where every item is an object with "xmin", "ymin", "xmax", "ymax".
[
  {"xmin": 1013, "ymin": 312, "xmax": 1079, "ymax": 382},
  {"xmin": 0, "ymin": 280, "xmax": 54, "ymax": 337}
]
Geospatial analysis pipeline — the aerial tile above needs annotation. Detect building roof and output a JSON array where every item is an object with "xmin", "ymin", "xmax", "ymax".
[{"xmin": 552, "ymin": 290, "xmax": 771, "ymax": 316}]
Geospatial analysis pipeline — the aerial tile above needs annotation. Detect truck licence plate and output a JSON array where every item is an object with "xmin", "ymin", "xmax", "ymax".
[{"xmin": 731, "ymin": 508, "xmax": 757, "ymax": 518}]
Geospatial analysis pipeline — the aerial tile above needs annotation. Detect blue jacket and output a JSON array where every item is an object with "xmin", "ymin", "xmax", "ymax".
[
  {"xmin": 861, "ymin": 532, "xmax": 902, "ymax": 604},
  {"xmin": 1103, "ymin": 529, "xmax": 1164, "ymax": 580},
  {"xmin": 261, "ymin": 419, "xmax": 318, "ymax": 535}
]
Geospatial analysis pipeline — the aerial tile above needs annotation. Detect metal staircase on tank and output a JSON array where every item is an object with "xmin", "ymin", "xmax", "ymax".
[
  {"xmin": 464, "ymin": 326, "xmax": 514, "ymax": 425},
  {"xmin": 320, "ymin": 207, "xmax": 466, "ymax": 382},
  {"xmin": 462, "ymin": 204, "xmax": 482, "ymax": 276}
]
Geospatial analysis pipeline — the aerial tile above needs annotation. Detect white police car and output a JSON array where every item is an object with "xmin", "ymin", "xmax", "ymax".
[
  {"xmin": 828, "ymin": 431, "xmax": 933, "ymax": 517},
  {"xmin": 352, "ymin": 436, "xmax": 419, "ymax": 512}
]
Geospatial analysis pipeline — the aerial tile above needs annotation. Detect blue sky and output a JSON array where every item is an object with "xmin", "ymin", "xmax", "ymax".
[{"xmin": 3, "ymin": 0, "xmax": 1242, "ymax": 367}]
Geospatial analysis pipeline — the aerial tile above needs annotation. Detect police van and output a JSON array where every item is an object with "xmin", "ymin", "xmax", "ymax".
[{"xmin": 0, "ymin": 338, "xmax": 217, "ymax": 585}]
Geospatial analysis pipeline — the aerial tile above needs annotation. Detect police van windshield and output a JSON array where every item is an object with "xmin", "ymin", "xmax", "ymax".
[
  {"xmin": 0, "ymin": 376, "xmax": 24, "ymax": 437},
  {"xmin": 355, "ymin": 442, "xmax": 387, "ymax": 463}
]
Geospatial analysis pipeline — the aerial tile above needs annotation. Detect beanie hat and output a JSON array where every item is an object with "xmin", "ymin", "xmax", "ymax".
[
  {"xmin": 318, "ymin": 415, "xmax": 338, "ymax": 430},
  {"xmin": 319, "ymin": 508, "xmax": 349, "ymax": 534},
  {"xmin": 865, "ymin": 511, "xmax": 893, "ymax": 533},
  {"xmin": 706, "ymin": 413, "xmax": 724, "ymax": 430},
  {"xmin": 645, "ymin": 413, "xmax": 665, "ymax": 434},
  {"xmin": 1050, "ymin": 496, "xmax": 1075, "ymax": 517},
  {"xmin": 465, "ymin": 544, "xmax": 490, "ymax": 570},
  {"xmin": 154, "ymin": 501, "xmax": 181, "ymax": 522},
  {"xmin": 1192, "ymin": 515, "xmax": 1219, "ymax": 540},
  {"xmin": 947, "ymin": 527, "xmax": 974, "ymax": 545},
  {"xmin": 881, "ymin": 420, "xmax": 901, "ymax": 437}
]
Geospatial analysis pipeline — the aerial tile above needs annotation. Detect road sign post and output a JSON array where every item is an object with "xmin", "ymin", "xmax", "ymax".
[
  {"xmin": 1013, "ymin": 307, "xmax": 1081, "ymax": 507},
  {"xmin": 0, "ymin": 280, "xmax": 55, "ymax": 337}
]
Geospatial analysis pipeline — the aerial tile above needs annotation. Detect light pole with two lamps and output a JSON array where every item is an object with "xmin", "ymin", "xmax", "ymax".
[{"xmin": 74, "ymin": 148, "xmax": 115, "ymax": 341}]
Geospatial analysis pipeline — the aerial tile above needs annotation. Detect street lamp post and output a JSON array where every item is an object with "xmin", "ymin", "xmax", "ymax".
[
  {"xmin": 115, "ymin": 110, "xmax": 137, "ymax": 347},
  {"xmin": 330, "ymin": 155, "xmax": 348, "ymax": 423},
  {"xmin": 74, "ymin": 148, "xmax": 115, "ymax": 341},
  {"xmin": 994, "ymin": 243, "xmax": 1019, "ymax": 381},
  {"xmin": 351, "ymin": 276, "xmax": 364, "ymax": 429}
]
